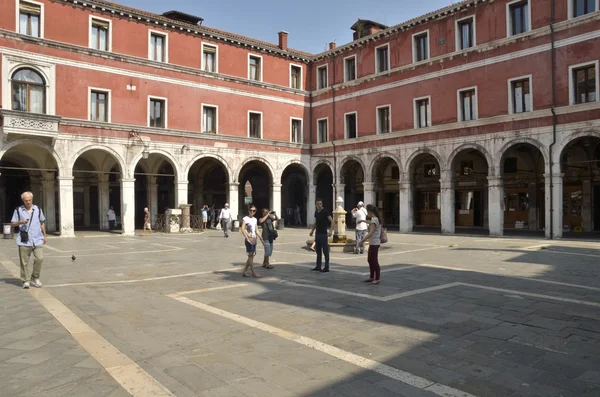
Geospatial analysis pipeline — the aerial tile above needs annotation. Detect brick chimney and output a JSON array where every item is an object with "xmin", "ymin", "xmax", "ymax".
[
  {"xmin": 278, "ymin": 31, "xmax": 288, "ymax": 50},
  {"xmin": 329, "ymin": 42, "xmax": 336, "ymax": 50}
]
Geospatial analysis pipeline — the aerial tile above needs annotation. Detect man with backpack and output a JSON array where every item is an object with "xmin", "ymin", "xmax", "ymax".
[
  {"xmin": 10, "ymin": 191, "xmax": 47, "ymax": 289},
  {"xmin": 258, "ymin": 207, "xmax": 278, "ymax": 269}
]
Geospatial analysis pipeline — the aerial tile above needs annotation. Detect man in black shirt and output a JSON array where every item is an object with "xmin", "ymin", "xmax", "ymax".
[{"xmin": 309, "ymin": 198, "xmax": 333, "ymax": 273}]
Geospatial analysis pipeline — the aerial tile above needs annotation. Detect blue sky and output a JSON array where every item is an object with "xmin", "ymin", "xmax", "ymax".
[{"xmin": 118, "ymin": 0, "xmax": 454, "ymax": 53}]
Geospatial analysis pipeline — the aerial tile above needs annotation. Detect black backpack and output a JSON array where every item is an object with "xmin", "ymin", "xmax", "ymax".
[{"xmin": 266, "ymin": 218, "xmax": 278, "ymax": 240}]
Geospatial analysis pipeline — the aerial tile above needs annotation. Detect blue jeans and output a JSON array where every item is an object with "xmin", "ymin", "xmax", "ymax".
[
  {"xmin": 355, "ymin": 229, "xmax": 367, "ymax": 253},
  {"xmin": 314, "ymin": 233, "xmax": 329, "ymax": 270}
]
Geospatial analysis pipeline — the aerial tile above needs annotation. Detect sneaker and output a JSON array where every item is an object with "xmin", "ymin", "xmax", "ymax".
[
  {"xmin": 31, "ymin": 279, "xmax": 42, "ymax": 288},
  {"xmin": 22, "ymin": 281, "xmax": 30, "ymax": 289},
  {"xmin": 311, "ymin": 267, "xmax": 321, "ymax": 271}
]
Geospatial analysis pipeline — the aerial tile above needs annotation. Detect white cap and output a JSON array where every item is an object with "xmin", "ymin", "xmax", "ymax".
[
  {"xmin": 357, "ymin": 201, "xmax": 364, "ymax": 206},
  {"xmin": 224, "ymin": 203, "xmax": 229, "ymax": 207}
]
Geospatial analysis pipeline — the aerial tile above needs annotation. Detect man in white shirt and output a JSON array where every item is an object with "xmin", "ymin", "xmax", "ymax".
[
  {"xmin": 106, "ymin": 206, "xmax": 116, "ymax": 230},
  {"xmin": 352, "ymin": 201, "xmax": 368, "ymax": 254},
  {"xmin": 218, "ymin": 203, "xmax": 232, "ymax": 238}
]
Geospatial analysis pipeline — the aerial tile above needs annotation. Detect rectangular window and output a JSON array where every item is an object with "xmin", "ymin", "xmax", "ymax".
[
  {"xmin": 457, "ymin": 18, "xmax": 474, "ymax": 50},
  {"xmin": 573, "ymin": 64, "xmax": 597, "ymax": 104},
  {"xmin": 459, "ymin": 89, "xmax": 477, "ymax": 121},
  {"xmin": 377, "ymin": 106, "xmax": 391, "ymax": 134},
  {"xmin": 290, "ymin": 65, "xmax": 302, "ymax": 89},
  {"xmin": 415, "ymin": 98, "xmax": 430, "ymax": 128},
  {"xmin": 414, "ymin": 33, "xmax": 429, "ymax": 62},
  {"xmin": 19, "ymin": 2, "xmax": 41, "ymax": 37},
  {"xmin": 202, "ymin": 106, "xmax": 217, "ymax": 133},
  {"xmin": 202, "ymin": 44, "xmax": 217, "ymax": 72},
  {"xmin": 573, "ymin": 0, "xmax": 596, "ymax": 17},
  {"xmin": 91, "ymin": 18, "xmax": 110, "ymax": 51},
  {"xmin": 317, "ymin": 66, "xmax": 328, "ymax": 89},
  {"xmin": 344, "ymin": 56, "xmax": 356, "ymax": 82},
  {"xmin": 249, "ymin": 55, "xmax": 262, "ymax": 81},
  {"xmin": 150, "ymin": 33, "xmax": 166, "ymax": 62},
  {"xmin": 291, "ymin": 119, "xmax": 302, "ymax": 143},
  {"xmin": 345, "ymin": 112, "xmax": 357, "ymax": 139},
  {"xmin": 249, "ymin": 112, "xmax": 262, "ymax": 138},
  {"xmin": 511, "ymin": 78, "xmax": 531, "ymax": 113},
  {"xmin": 509, "ymin": 1, "xmax": 529, "ymax": 36},
  {"xmin": 376, "ymin": 45, "xmax": 389, "ymax": 73},
  {"xmin": 317, "ymin": 119, "xmax": 328, "ymax": 143},
  {"xmin": 149, "ymin": 98, "xmax": 165, "ymax": 128},
  {"xmin": 90, "ymin": 90, "xmax": 108, "ymax": 122}
]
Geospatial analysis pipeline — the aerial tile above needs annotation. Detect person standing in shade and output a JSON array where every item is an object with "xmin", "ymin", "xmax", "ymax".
[
  {"xmin": 241, "ymin": 205, "xmax": 262, "ymax": 278},
  {"xmin": 143, "ymin": 207, "xmax": 152, "ymax": 235},
  {"xmin": 218, "ymin": 203, "xmax": 232, "ymax": 238},
  {"xmin": 309, "ymin": 198, "xmax": 333, "ymax": 273},
  {"xmin": 352, "ymin": 201, "xmax": 368, "ymax": 254},
  {"xmin": 10, "ymin": 191, "xmax": 47, "ymax": 289},
  {"xmin": 201, "ymin": 205, "xmax": 208, "ymax": 231},
  {"xmin": 258, "ymin": 208, "xmax": 278, "ymax": 269},
  {"xmin": 358, "ymin": 204, "xmax": 382, "ymax": 285},
  {"xmin": 107, "ymin": 206, "xmax": 116, "ymax": 230}
]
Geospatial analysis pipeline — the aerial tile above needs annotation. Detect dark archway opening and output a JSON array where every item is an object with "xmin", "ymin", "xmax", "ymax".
[
  {"xmin": 314, "ymin": 164, "xmax": 333, "ymax": 212},
  {"xmin": 281, "ymin": 164, "xmax": 308, "ymax": 227},
  {"xmin": 411, "ymin": 154, "xmax": 441, "ymax": 228},
  {"xmin": 239, "ymin": 161, "xmax": 272, "ymax": 216}
]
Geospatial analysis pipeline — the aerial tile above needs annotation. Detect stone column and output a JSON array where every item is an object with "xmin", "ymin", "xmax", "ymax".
[
  {"xmin": 307, "ymin": 185, "xmax": 316, "ymax": 226},
  {"xmin": 98, "ymin": 175, "xmax": 110, "ymax": 231},
  {"xmin": 336, "ymin": 182, "xmax": 346, "ymax": 204},
  {"xmin": 545, "ymin": 173, "xmax": 564, "ymax": 239},
  {"xmin": 399, "ymin": 178, "xmax": 414, "ymax": 233},
  {"xmin": 58, "ymin": 177, "xmax": 75, "ymax": 238},
  {"xmin": 42, "ymin": 172, "xmax": 56, "ymax": 232},
  {"xmin": 582, "ymin": 179, "xmax": 592, "ymax": 232},
  {"xmin": 363, "ymin": 182, "xmax": 375, "ymax": 206},
  {"xmin": 121, "ymin": 178, "xmax": 136, "ymax": 236},
  {"xmin": 528, "ymin": 182, "xmax": 538, "ymax": 231},
  {"xmin": 175, "ymin": 180, "xmax": 188, "ymax": 207},
  {"xmin": 440, "ymin": 171, "xmax": 455, "ymax": 235},
  {"xmin": 271, "ymin": 183, "xmax": 282, "ymax": 214},
  {"xmin": 228, "ymin": 183, "xmax": 239, "ymax": 222},
  {"xmin": 487, "ymin": 176, "xmax": 504, "ymax": 237},
  {"xmin": 180, "ymin": 204, "xmax": 192, "ymax": 232},
  {"xmin": 147, "ymin": 176, "xmax": 158, "ymax": 219}
]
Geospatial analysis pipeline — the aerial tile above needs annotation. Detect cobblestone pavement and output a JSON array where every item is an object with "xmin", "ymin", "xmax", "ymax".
[{"xmin": 0, "ymin": 228, "xmax": 599, "ymax": 397}]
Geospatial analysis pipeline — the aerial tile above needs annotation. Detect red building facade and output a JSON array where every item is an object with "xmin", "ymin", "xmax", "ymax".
[{"xmin": 0, "ymin": 0, "xmax": 599, "ymax": 238}]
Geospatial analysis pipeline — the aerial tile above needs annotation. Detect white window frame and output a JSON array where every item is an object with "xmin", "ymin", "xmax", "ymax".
[
  {"xmin": 201, "ymin": 103, "xmax": 219, "ymax": 134},
  {"xmin": 343, "ymin": 55, "xmax": 357, "ymax": 82},
  {"xmin": 456, "ymin": 86, "xmax": 478, "ymax": 122},
  {"xmin": 412, "ymin": 30, "xmax": 430, "ymax": 63},
  {"xmin": 201, "ymin": 43, "xmax": 219, "ymax": 73},
  {"xmin": 248, "ymin": 53, "xmax": 263, "ymax": 82},
  {"xmin": 317, "ymin": 117, "xmax": 329, "ymax": 143},
  {"xmin": 344, "ymin": 111, "xmax": 358, "ymax": 139},
  {"xmin": 148, "ymin": 29, "xmax": 168, "ymax": 63},
  {"xmin": 413, "ymin": 96, "xmax": 432, "ymax": 129},
  {"xmin": 375, "ymin": 43, "xmax": 391, "ymax": 74},
  {"xmin": 88, "ymin": 15, "xmax": 112, "ymax": 52},
  {"xmin": 15, "ymin": 0, "xmax": 44, "ymax": 38},
  {"xmin": 507, "ymin": 75, "xmax": 533, "ymax": 114},
  {"xmin": 87, "ymin": 87, "xmax": 111, "ymax": 123},
  {"xmin": 317, "ymin": 64, "xmax": 328, "ymax": 89},
  {"xmin": 2, "ymin": 55, "xmax": 56, "ymax": 115},
  {"xmin": 455, "ymin": 15, "xmax": 477, "ymax": 51},
  {"xmin": 568, "ymin": 60, "xmax": 599, "ymax": 105},
  {"xmin": 506, "ymin": 0, "xmax": 532, "ymax": 38},
  {"xmin": 290, "ymin": 117, "xmax": 303, "ymax": 143},
  {"xmin": 289, "ymin": 63, "xmax": 303, "ymax": 90},
  {"xmin": 247, "ymin": 110, "xmax": 263, "ymax": 139},
  {"xmin": 147, "ymin": 95, "xmax": 168, "ymax": 128},
  {"xmin": 375, "ymin": 104, "xmax": 392, "ymax": 134},
  {"xmin": 568, "ymin": 0, "xmax": 599, "ymax": 18}
]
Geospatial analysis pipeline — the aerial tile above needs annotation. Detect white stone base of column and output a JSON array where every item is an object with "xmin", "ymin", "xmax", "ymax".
[
  {"xmin": 58, "ymin": 177, "xmax": 75, "ymax": 238},
  {"xmin": 487, "ymin": 176, "xmax": 504, "ymax": 237}
]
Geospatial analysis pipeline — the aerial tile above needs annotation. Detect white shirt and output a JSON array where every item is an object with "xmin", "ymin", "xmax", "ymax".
[
  {"xmin": 353, "ymin": 207, "xmax": 368, "ymax": 231},
  {"xmin": 107, "ymin": 209, "xmax": 116, "ymax": 221},
  {"xmin": 243, "ymin": 216, "xmax": 257, "ymax": 238},
  {"xmin": 219, "ymin": 208, "xmax": 231, "ymax": 220}
]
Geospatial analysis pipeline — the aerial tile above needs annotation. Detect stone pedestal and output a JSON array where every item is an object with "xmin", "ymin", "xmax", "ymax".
[
  {"xmin": 332, "ymin": 196, "xmax": 347, "ymax": 243},
  {"xmin": 165, "ymin": 208, "xmax": 182, "ymax": 233},
  {"xmin": 179, "ymin": 204, "xmax": 193, "ymax": 233},
  {"xmin": 487, "ymin": 176, "xmax": 504, "ymax": 237}
]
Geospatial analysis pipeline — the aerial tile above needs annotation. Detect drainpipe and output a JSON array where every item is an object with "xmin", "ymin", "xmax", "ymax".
[
  {"xmin": 331, "ymin": 52, "xmax": 338, "ymax": 202},
  {"xmin": 549, "ymin": 0, "xmax": 557, "ymax": 239},
  {"xmin": 308, "ymin": 58, "xmax": 313, "ymax": 152}
]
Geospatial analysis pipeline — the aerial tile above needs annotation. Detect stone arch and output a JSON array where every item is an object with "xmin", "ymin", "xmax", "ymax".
[
  {"xmin": 183, "ymin": 153, "xmax": 233, "ymax": 184},
  {"xmin": 130, "ymin": 148, "xmax": 182, "ymax": 180},
  {"xmin": 0, "ymin": 139, "xmax": 64, "ymax": 175},
  {"xmin": 554, "ymin": 129, "xmax": 600, "ymax": 167},
  {"xmin": 236, "ymin": 157, "xmax": 275, "ymax": 183},
  {"xmin": 68, "ymin": 145, "xmax": 126, "ymax": 175},
  {"xmin": 312, "ymin": 159, "xmax": 334, "ymax": 180},
  {"xmin": 279, "ymin": 160, "xmax": 310, "ymax": 184},
  {"xmin": 339, "ymin": 155, "xmax": 367, "ymax": 180},
  {"xmin": 368, "ymin": 152, "xmax": 402, "ymax": 181},
  {"xmin": 404, "ymin": 147, "xmax": 444, "ymax": 177},
  {"xmin": 496, "ymin": 137, "xmax": 549, "ymax": 173},
  {"xmin": 8, "ymin": 64, "xmax": 50, "ymax": 88},
  {"xmin": 446, "ymin": 143, "xmax": 494, "ymax": 176}
]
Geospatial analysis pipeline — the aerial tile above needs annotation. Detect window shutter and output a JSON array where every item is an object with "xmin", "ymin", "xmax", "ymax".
[{"xmin": 20, "ymin": 2, "xmax": 41, "ymax": 14}]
